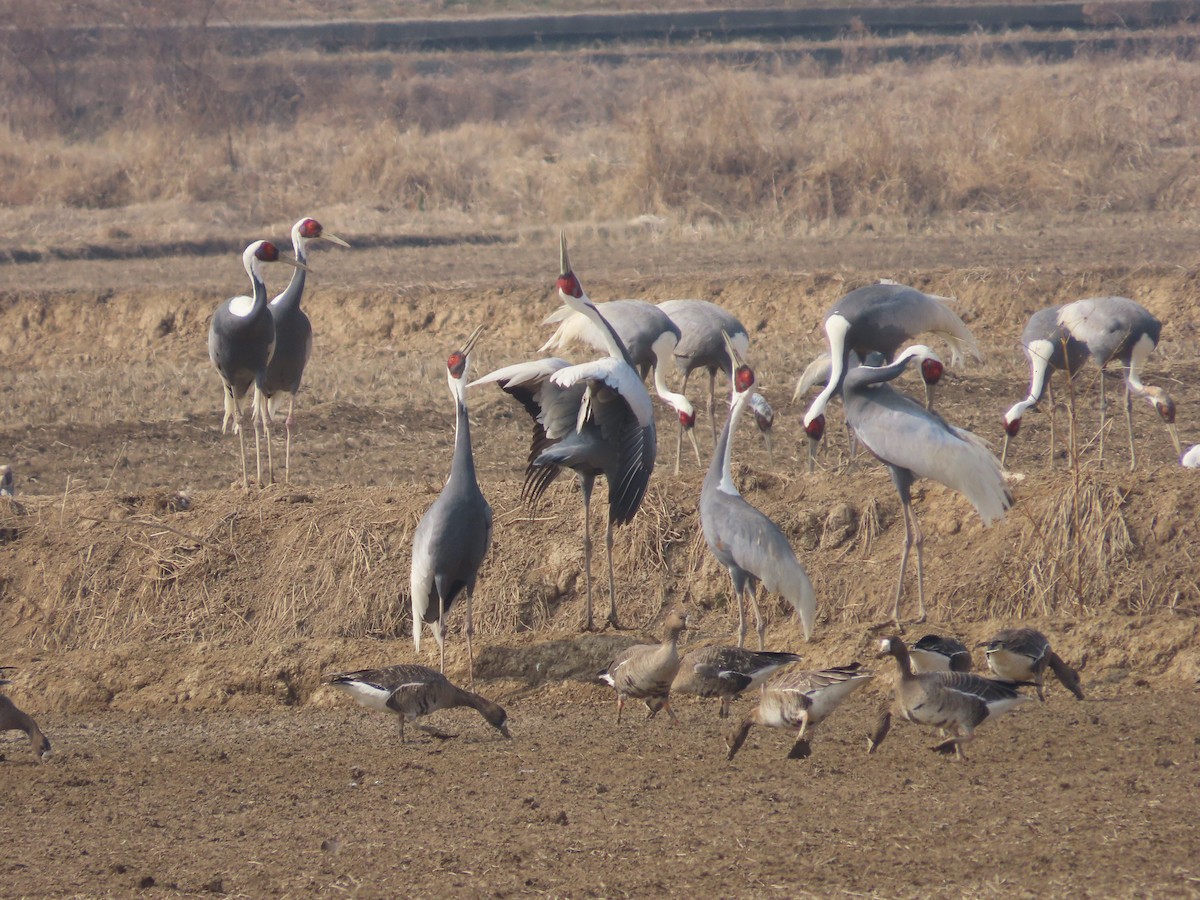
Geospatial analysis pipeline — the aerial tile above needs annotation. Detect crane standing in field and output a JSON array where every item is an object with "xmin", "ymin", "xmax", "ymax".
[
  {"xmin": 701, "ymin": 337, "xmax": 816, "ymax": 648},
  {"xmin": 411, "ymin": 326, "xmax": 492, "ymax": 686},
  {"xmin": 842, "ymin": 346, "xmax": 1012, "ymax": 627},
  {"xmin": 656, "ymin": 299, "xmax": 774, "ymax": 472},
  {"xmin": 1054, "ymin": 296, "xmax": 1181, "ymax": 469},
  {"xmin": 261, "ymin": 217, "xmax": 350, "ymax": 484},
  {"xmin": 798, "ymin": 283, "xmax": 982, "ymax": 472},
  {"xmin": 208, "ymin": 240, "xmax": 304, "ymax": 489},
  {"xmin": 471, "ymin": 233, "xmax": 656, "ymax": 631},
  {"xmin": 1001, "ymin": 305, "xmax": 1091, "ymax": 468},
  {"xmin": 539, "ymin": 298, "xmax": 701, "ymax": 469}
]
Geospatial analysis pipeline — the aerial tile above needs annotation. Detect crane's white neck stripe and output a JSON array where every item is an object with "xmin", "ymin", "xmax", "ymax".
[{"xmin": 229, "ymin": 296, "xmax": 255, "ymax": 317}]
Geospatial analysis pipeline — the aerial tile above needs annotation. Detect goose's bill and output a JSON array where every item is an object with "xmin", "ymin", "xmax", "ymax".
[
  {"xmin": 280, "ymin": 254, "xmax": 311, "ymax": 272},
  {"xmin": 322, "ymin": 231, "xmax": 351, "ymax": 248},
  {"xmin": 559, "ymin": 229, "xmax": 570, "ymax": 275},
  {"xmin": 460, "ymin": 324, "xmax": 486, "ymax": 358}
]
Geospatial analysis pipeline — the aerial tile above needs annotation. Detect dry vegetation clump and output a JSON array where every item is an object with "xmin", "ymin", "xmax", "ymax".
[{"xmin": 3, "ymin": 6, "xmax": 1200, "ymax": 234}]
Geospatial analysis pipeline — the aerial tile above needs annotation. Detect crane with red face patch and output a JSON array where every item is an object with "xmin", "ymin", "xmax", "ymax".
[
  {"xmin": 797, "ymin": 282, "xmax": 981, "ymax": 473},
  {"xmin": 701, "ymin": 337, "xmax": 816, "ymax": 649},
  {"xmin": 1052, "ymin": 296, "xmax": 1180, "ymax": 470},
  {"xmin": 411, "ymin": 327, "xmax": 492, "ymax": 686},
  {"xmin": 841, "ymin": 346, "xmax": 1012, "ymax": 627},
  {"xmin": 261, "ymin": 217, "xmax": 350, "ymax": 484},
  {"xmin": 471, "ymin": 233, "xmax": 656, "ymax": 631},
  {"xmin": 208, "ymin": 240, "xmax": 304, "ymax": 489}
]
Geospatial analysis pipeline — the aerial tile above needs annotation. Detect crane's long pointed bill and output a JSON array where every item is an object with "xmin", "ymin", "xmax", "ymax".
[
  {"xmin": 721, "ymin": 330, "xmax": 745, "ymax": 370},
  {"xmin": 1001, "ymin": 433, "xmax": 1011, "ymax": 468},
  {"xmin": 1167, "ymin": 423, "xmax": 1182, "ymax": 456},
  {"xmin": 461, "ymin": 324, "xmax": 485, "ymax": 359},
  {"xmin": 687, "ymin": 428, "xmax": 702, "ymax": 466},
  {"xmin": 559, "ymin": 230, "xmax": 570, "ymax": 275},
  {"xmin": 323, "ymin": 232, "xmax": 351, "ymax": 248},
  {"xmin": 806, "ymin": 436, "xmax": 817, "ymax": 473},
  {"xmin": 281, "ymin": 254, "xmax": 311, "ymax": 272},
  {"xmin": 762, "ymin": 430, "xmax": 774, "ymax": 466}
]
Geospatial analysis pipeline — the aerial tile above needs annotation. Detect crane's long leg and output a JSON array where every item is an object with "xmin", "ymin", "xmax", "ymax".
[
  {"xmin": 752, "ymin": 582, "xmax": 766, "ymax": 651},
  {"xmin": 284, "ymin": 395, "xmax": 296, "ymax": 484},
  {"xmin": 251, "ymin": 386, "xmax": 265, "ymax": 487},
  {"xmin": 1124, "ymin": 377, "xmax": 1137, "ymax": 471},
  {"xmin": 581, "ymin": 478, "xmax": 596, "ymax": 632},
  {"xmin": 437, "ymin": 591, "xmax": 446, "ymax": 674},
  {"xmin": 892, "ymin": 499, "xmax": 926, "ymax": 627},
  {"xmin": 224, "ymin": 384, "xmax": 249, "ymax": 490},
  {"xmin": 1047, "ymin": 380, "xmax": 1057, "ymax": 467},
  {"xmin": 258, "ymin": 387, "xmax": 274, "ymax": 486},
  {"xmin": 465, "ymin": 587, "xmax": 475, "ymax": 690},
  {"xmin": 1098, "ymin": 370, "xmax": 1107, "ymax": 467},
  {"xmin": 605, "ymin": 515, "xmax": 619, "ymax": 630},
  {"xmin": 732, "ymin": 573, "xmax": 747, "ymax": 649}
]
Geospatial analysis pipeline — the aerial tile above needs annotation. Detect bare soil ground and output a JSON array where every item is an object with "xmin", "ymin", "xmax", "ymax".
[{"xmin": 3, "ymin": 212, "xmax": 1200, "ymax": 897}]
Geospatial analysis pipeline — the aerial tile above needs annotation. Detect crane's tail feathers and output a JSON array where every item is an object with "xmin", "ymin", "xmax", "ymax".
[
  {"xmin": 936, "ymin": 330, "xmax": 984, "ymax": 367},
  {"xmin": 764, "ymin": 564, "xmax": 817, "ymax": 642},
  {"xmin": 946, "ymin": 427, "xmax": 1013, "ymax": 525}
]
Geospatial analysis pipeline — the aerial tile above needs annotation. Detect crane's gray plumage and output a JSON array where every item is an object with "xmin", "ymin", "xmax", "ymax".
[
  {"xmin": 701, "ymin": 347, "xmax": 816, "ymax": 648},
  {"xmin": 541, "ymin": 298, "xmax": 699, "ymax": 469},
  {"xmin": 208, "ymin": 240, "xmax": 301, "ymax": 489},
  {"xmin": 1055, "ymin": 296, "xmax": 1180, "ymax": 469},
  {"xmin": 1002, "ymin": 305, "xmax": 1091, "ymax": 467},
  {"xmin": 262, "ymin": 216, "xmax": 349, "ymax": 484},
  {"xmin": 799, "ymin": 283, "xmax": 982, "ymax": 471},
  {"xmin": 657, "ymin": 299, "xmax": 774, "ymax": 471},
  {"xmin": 471, "ymin": 234, "xmax": 655, "ymax": 631},
  {"xmin": 842, "ymin": 346, "xmax": 1012, "ymax": 626},
  {"xmin": 411, "ymin": 326, "xmax": 492, "ymax": 686}
]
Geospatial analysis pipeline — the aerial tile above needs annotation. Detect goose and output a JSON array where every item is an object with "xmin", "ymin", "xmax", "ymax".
[
  {"xmin": 908, "ymin": 634, "xmax": 973, "ymax": 674},
  {"xmin": 322, "ymin": 664, "xmax": 510, "ymax": 742},
  {"xmin": 726, "ymin": 663, "xmax": 873, "ymax": 760},
  {"xmin": 0, "ymin": 675, "xmax": 51, "ymax": 762},
  {"xmin": 869, "ymin": 637, "xmax": 1032, "ymax": 760},
  {"xmin": 671, "ymin": 646, "xmax": 803, "ymax": 718},
  {"xmin": 978, "ymin": 628, "xmax": 1084, "ymax": 701},
  {"xmin": 599, "ymin": 608, "xmax": 688, "ymax": 724}
]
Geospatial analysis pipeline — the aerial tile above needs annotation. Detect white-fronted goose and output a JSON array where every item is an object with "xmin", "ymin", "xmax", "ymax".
[
  {"xmin": 908, "ymin": 634, "xmax": 973, "ymax": 674},
  {"xmin": 869, "ymin": 637, "xmax": 1032, "ymax": 760},
  {"xmin": 323, "ymin": 664, "xmax": 510, "ymax": 742},
  {"xmin": 726, "ymin": 663, "xmax": 873, "ymax": 760},
  {"xmin": 978, "ymin": 628, "xmax": 1084, "ymax": 701},
  {"xmin": 0, "ymin": 679, "xmax": 51, "ymax": 763},
  {"xmin": 600, "ymin": 608, "xmax": 687, "ymax": 724},
  {"xmin": 672, "ymin": 646, "xmax": 802, "ymax": 718}
]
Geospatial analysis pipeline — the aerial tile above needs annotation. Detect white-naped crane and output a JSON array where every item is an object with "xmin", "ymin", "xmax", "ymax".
[
  {"xmin": 656, "ymin": 299, "xmax": 774, "ymax": 471},
  {"xmin": 411, "ymin": 326, "xmax": 492, "ymax": 687},
  {"xmin": 1001, "ymin": 305, "xmax": 1091, "ymax": 468},
  {"xmin": 208, "ymin": 240, "xmax": 304, "ymax": 489},
  {"xmin": 797, "ymin": 282, "xmax": 982, "ymax": 472},
  {"xmin": 1182, "ymin": 445, "xmax": 1200, "ymax": 468},
  {"xmin": 261, "ymin": 217, "xmax": 350, "ymax": 484},
  {"xmin": 701, "ymin": 336, "xmax": 816, "ymax": 649},
  {"xmin": 1054, "ymin": 296, "xmax": 1181, "ymax": 469},
  {"xmin": 842, "ymin": 345, "xmax": 1012, "ymax": 627},
  {"xmin": 540, "ymin": 298, "xmax": 701, "ymax": 470},
  {"xmin": 470, "ymin": 233, "xmax": 656, "ymax": 631}
]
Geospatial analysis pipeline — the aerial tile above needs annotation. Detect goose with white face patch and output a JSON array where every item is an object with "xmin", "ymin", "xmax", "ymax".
[
  {"xmin": 1001, "ymin": 305, "xmax": 1090, "ymax": 468},
  {"xmin": 1054, "ymin": 296, "xmax": 1181, "ymax": 469},
  {"xmin": 700, "ymin": 338, "xmax": 816, "ymax": 649},
  {"xmin": 471, "ymin": 233, "xmax": 656, "ymax": 632},
  {"xmin": 725, "ymin": 663, "xmax": 873, "ymax": 761},
  {"xmin": 322, "ymin": 664, "xmax": 510, "ymax": 743},
  {"xmin": 797, "ymin": 282, "xmax": 982, "ymax": 473},
  {"xmin": 411, "ymin": 326, "xmax": 492, "ymax": 687},
  {"xmin": 261, "ymin": 217, "xmax": 350, "ymax": 484},
  {"xmin": 208, "ymin": 240, "xmax": 304, "ymax": 489},
  {"xmin": 869, "ymin": 637, "xmax": 1031, "ymax": 761},
  {"xmin": 841, "ymin": 345, "xmax": 1012, "ymax": 627}
]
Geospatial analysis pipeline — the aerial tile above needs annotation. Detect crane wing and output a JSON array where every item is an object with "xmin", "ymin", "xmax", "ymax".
[{"xmin": 551, "ymin": 357, "xmax": 654, "ymax": 428}]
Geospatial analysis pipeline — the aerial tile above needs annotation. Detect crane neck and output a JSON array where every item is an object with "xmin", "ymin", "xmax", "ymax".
[
  {"xmin": 708, "ymin": 388, "xmax": 752, "ymax": 495},
  {"xmin": 448, "ymin": 377, "xmax": 478, "ymax": 484},
  {"xmin": 271, "ymin": 237, "xmax": 309, "ymax": 314},
  {"xmin": 569, "ymin": 294, "xmax": 636, "ymax": 369},
  {"xmin": 245, "ymin": 254, "xmax": 271, "ymax": 317}
]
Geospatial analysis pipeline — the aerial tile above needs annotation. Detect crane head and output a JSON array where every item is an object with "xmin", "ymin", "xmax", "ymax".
[
  {"xmin": 296, "ymin": 217, "xmax": 351, "ymax": 249},
  {"xmin": 447, "ymin": 325, "xmax": 485, "ymax": 380},
  {"xmin": 1153, "ymin": 393, "xmax": 1176, "ymax": 424},
  {"xmin": 804, "ymin": 413, "xmax": 825, "ymax": 441},
  {"xmin": 556, "ymin": 230, "xmax": 584, "ymax": 300},
  {"xmin": 253, "ymin": 240, "xmax": 281, "ymax": 263},
  {"xmin": 920, "ymin": 357, "xmax": 944, "ymax": 385},
  {"xmin": 1003, "ymin": 416, "xmax": 1022, "ymax": 438},
  {"xmin": 734, "ymin": 364, "xmax": 755, "ymax": 394}
]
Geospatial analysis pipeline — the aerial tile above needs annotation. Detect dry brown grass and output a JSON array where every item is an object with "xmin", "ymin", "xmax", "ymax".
[{"xmin": 4, "ymin": 10, "xmax": 1200, "ymax": 235}]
